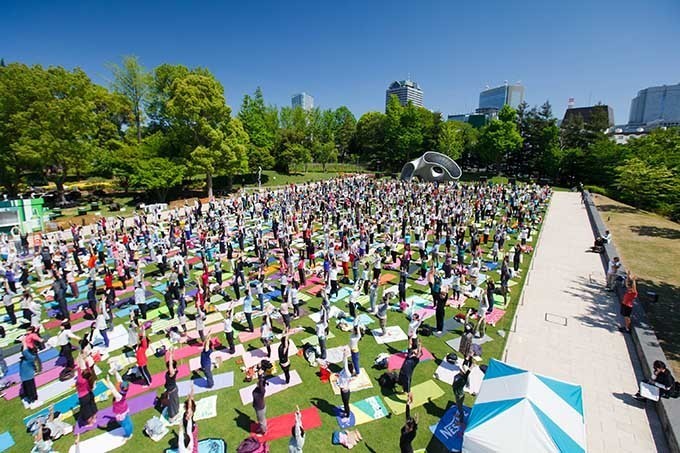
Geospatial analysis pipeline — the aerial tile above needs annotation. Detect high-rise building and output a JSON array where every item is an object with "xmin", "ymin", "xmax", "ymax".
[
  {"xmin": 386, "ymin": 79, "xmax": 423, "ymax": 109},
  {"xmin": 291, "ymin": 92, "xmax": 314, "ymax": 111},
  {"xmin": 478, "ymin": 83, "xmax": 525, "ymax": 113},
  {"xmin": 562, "ymin": 105, "xmax": 615, "ymax": 127},
  {"xmin": 628, "ymin": 83, "xmax": 680, "ymax": 127}
]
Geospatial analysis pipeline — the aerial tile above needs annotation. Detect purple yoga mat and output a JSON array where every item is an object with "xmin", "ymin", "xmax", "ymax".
[{"xmin": 73, "ymin": 390, "xmax": 157, "ymax": 434}]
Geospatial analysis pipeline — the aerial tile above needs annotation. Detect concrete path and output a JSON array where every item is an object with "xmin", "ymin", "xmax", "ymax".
[{"xmin": 505, "ymin": 191, "xmax": 668, "ymax": 453}]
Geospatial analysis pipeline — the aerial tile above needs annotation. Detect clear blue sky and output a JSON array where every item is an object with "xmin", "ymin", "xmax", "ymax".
[{"xmin": 3, "ymin": 0, "xmax": 679, "ymax": 123}]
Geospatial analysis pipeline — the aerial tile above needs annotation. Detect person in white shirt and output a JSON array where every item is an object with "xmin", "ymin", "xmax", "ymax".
[
  {"xmin": 134, "ymin": 283, "xmax": 147, "ymax": 319},
  {"xmin": 337, "ymin": 349, "xmax": 353, "ymax": 418},
  {"xmin": 57, "ymin": 321, "xmax": 80, "ymax": 369}
]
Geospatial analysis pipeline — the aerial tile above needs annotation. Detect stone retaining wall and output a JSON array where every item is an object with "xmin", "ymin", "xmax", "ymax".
[{"xmin": 584, "ymin": 191, "xmax": 679, "ymax": 453}]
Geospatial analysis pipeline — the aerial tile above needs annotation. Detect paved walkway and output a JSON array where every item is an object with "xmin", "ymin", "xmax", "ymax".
[{"xmin": 505, "ymin": 191, "xmax": 668, "ymax": 453}]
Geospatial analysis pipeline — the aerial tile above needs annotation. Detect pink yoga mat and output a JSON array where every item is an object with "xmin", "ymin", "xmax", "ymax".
[
  {"xmin": 184, "ymin": 323, "xmax": 224, "ymax": 341},
  {"xmin": 239, "ymin": 370, "xmax": 302, "ymax": 405},
  {"xmin": 237, "ymin": 330, "xmax": 260, "ymax": 343},
  {"xmin": 4, "ymin": 361, "xmax": 64, "ymax": 400},
  {"xmin": 415, "ymin": 308, "xmax": 436, "ymax": 321},
  {"xmin": 44, "ymin": 311, "xmax": 86, "ymax": 329},
  {"xmin": 126, "ymin": 363, "xmax": 190, "ymax": 399},
  {"xmin": 387, "ymin": 348, "xmax": 435, "ymax": 371},
  {"xmin": 485, "ymin": 308, "xmax": 505, "ymax": 325}
]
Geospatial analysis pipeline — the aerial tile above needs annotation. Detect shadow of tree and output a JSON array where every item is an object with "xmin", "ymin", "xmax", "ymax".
[
  {"xmin": 597, "ymin": 203, "xmax": 639, "ymax": 214},
  {"xmin": 629, "ymin": 225, "xmax": 680, "ymax": 240}
]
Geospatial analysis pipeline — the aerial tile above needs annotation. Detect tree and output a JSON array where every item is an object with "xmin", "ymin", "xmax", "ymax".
[
  {"xmin": 238, "ymin": 87, "xmax": 276, "ymax": 170},
  {"xmin": 131, "ymin": 157, "xmax": 185, "ymax": 202},
  {"xmin": 333, "ymin": 106, "xmax": 356, "ymax": 160},
  {"xmin": 354, "ymin": 111, "xmax": 386, "ymax": 166},
  {"xmin": 147, "ymin": 64, "xmax": 191, "ymax": 130},
  {"xmin": 477, "ymin": 105, "xmax": 523, "ymax": 174},
  {"xmin": 108, "ymin": 56, "xmax": 151, "ymax": 143},
  {"xmin": 437, "ymin": 121, "xmax": 466, "ymax": 160},
  {"xmin": 313, "ymin": 141, "xmax": 338, "ymax": 171},
  {"xmin": 10, "ymin": 66, "xmax": 104, "ymax": 202},
  {"xmin": 166, "ymin": 72, "xmax": 247, "ymax": 197},
  {"xmin": 616, "ymin": 157, "xmax": 679, "ymax": 211}
]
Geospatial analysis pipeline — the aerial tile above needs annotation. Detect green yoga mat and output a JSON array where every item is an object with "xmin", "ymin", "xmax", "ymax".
[
  {"xmin": 384, "ymin": 380, "xmax": 445, "ymax": 415},
  {"xmin": 301, "ymin": 331, "xmax": 335, "ymax": 346}
]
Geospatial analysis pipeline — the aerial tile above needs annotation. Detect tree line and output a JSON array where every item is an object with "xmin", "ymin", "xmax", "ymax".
[{"xmin": 0, "ymin": 57, "xmax": 678, "ymax": 217}]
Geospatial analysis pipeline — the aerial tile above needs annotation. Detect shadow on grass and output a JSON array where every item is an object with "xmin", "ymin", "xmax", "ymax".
[
  {"xmin": 630, "ymin": 225, "xmax": 680, "ymax": 240},
  {"xmin": 233, "ymin": 408, "xmax": 253, "ymax": 432},
  {"xmin": 597, "ymin": 203, "xmax": 639, "ymax": 214},
  {"xmin": 310, "ymin": 397, "xmax": 338, "ymax": 417}
]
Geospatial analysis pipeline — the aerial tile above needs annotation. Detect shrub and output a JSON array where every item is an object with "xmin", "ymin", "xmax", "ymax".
[{"xmin": 584, "ymin": 185, "xmax": 609, "ymax": 196}]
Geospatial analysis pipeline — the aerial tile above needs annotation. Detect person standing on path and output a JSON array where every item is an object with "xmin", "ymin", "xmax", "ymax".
[
  {"xmin": 252, "ymin": 369, "xmax": 268, "ymax": 435},
  {"xmin": 619, "ymin": 272, "xmax": 637, "ymax": 334}
]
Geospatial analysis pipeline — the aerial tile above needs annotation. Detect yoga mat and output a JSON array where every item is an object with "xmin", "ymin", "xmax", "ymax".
[
  {"xmin": 348, "ymin": 395, "xmax": 389, "ymax": 426},
  {"xmin": 24, "ymin": 380, "xmax": 109, "ymax": 427},
  {"xmin": 31, "ymin": 375, "xmax": 76, "ymax": 407},
  {"xmin": 384, "ymin": 380, "xmax": 444, "ymax": 415},
  {"xmin": 165, "ymin": 438, "xmax": 226, "ymax": 453},
  {"xmin": 445, "ymin": 335, "xmax": 493, "ymax": 352},
  {"xmin": 67, "ymin": 427, "xmax": 129, "ymax": 453},
  {"xmin": 431, "ymin": 405, "xmax": 471, "ymax": 452},
  {"xmin": 485, "ymin": 307, "xmax": 505, "ymax": 325},
  {"xmin": 330, "ymin": 287, "xmax": 352, "ymax": 302},
  {"xmin": 239, "ymin": 370, "xmax": 302, "ymax": 405},
  {"xmin": 184, "ymin": 322, "xmax": 224, "ymax": 341},
  {"xmin": 414, "ymin": 307, "xmax": 436, "ymax": 321},
  {"xmin": 189, "ymin": 344, "xmax": 245, "ymax": 371},
  {"xmin": 371, "ymin": 326, "xmax": 408, "ymax": 344},
  {"xmin": 335, "ymin": 407, "xmax": 356, "ymax": 428},
  {"xmin": 433, "ymin": 361, "xmax": 485, "ymax": 395},
  {"xmin": 238, "ymin": 330, "xmax": 260, "ymax": 343},
  {"xmin": 74, "ymin": 390, "xmax": 157, "ymax": 434},
  {"xmin": 378, "ymin": 273, "xmax": 396, "ymax": 285},
  {"xmin": 44, "ymin": 310, "xmax": 86, "ymax": 329},
  {"xmin": 242, "ymin": 342, "xmax": 298, "ymax": 369},
  {"xmin": 324, "ymin": 346, "xmax": 346, "ymax": 364},
  {"xmin": 345, "ymin": 313, "xmax": 375, "ymax": 327},
  {"xmin": 4, "ymin": 363, "xmax": 67, "ymax": 400},
  {"xmin": 0, "ymin": 432, "xmax": 14, "ymax": 453},
  {"xmin": 249, "ymin": 406, "xmax": 321, "ymax": 442},
  {"xmin": 300, "ymin": 331, "xmax": 335, "ymax": 346},
  {"xmin": 330, "ymin": 369, "xmax": 373, "ymax": 395},
  {"xmin": 387, "ymin": 348, "xmax": 435, "ymax": 371},
  {"xmin": 309, "ymin": 305, "xmax": 343, "ymax": 323},
  {"xmin": 126, "ymin": 363, "xmax": 191, "ymax": 399},
  {"xmin": 177, "ymin": 371, "xmax": 234, "ymax": 397}
]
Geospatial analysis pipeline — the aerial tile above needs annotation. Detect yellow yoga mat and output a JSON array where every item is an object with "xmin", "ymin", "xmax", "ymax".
[{"xmin": 384, "ymin": 380, "xmax": 445, "ymax": 415}]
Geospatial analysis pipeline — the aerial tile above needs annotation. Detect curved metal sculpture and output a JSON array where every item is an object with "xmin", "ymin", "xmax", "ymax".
[{"xmin": 399, "ymin": 151, "xmax": 462, "ymax": 182}]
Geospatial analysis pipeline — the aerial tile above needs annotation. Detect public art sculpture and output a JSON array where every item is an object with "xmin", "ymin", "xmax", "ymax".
[{"xmin": 399, "ymin": 151, "xmax": 462, "ymax": 182}]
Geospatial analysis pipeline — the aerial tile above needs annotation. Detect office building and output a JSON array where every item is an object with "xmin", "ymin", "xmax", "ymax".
[
  {"xmin": 562, "ymin": 105, "xmax": 615, "ymax": 127},
  {"xmin": 447, "ymin": 113, "xmax": 492, "ymax": 129},
  {"xmin": 292, "ymin": 92, "xmax": 314, "ymax": 111},
  {"xmin": 386, "ymin": 79, "xmax": 424, "ymax": 109},
  {"xmin": 478, "ymin": 83, "xmax": 525, "ymax": 112},
  {"xmin": 628, "ymin": 83, "xmax": 680, "ymax": 127}
]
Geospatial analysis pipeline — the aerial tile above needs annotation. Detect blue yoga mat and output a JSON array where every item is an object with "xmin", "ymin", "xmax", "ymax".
[
  {"xmin": 165, "ymin": 438, "xmax": 226, "ymax": 453},
  {"xmin": 4, "ymin": 347, "xmax": 59, "ymax": 377},
  {"xmin": 24, "ymin": 380, "xmax": 108, "ymax": 426},
  {"xmin": 0, "ymin": 432, "xmax": 15, "ymax": 452}
]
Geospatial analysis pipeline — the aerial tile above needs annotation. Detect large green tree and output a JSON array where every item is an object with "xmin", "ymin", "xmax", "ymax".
[
  {"xmin": 108, "ymin": 56, "xmax": 151, "ymax": 143},
  {"xmin": 238, "ymin": 87, "xmax": 276, "ymax": 170},
  {"xmin": 477, "ymin": 105, "xmax": 523, "ymax": 174},
  {"xmin": 354, "ymin": 111, "xmax": 386, "ymax": 166},
  {"xmin": 166, "ymin": 72, "xmax": 248, "ymax": 197},
  {"xmin": 333, "ymin": 106, "xmax": 356, "ymax": 160}
]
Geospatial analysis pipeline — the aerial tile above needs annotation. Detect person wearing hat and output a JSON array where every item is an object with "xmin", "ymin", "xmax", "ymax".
[{"xmin": 103, "ymin": 370, "xmax": 133, "ymax": 438}]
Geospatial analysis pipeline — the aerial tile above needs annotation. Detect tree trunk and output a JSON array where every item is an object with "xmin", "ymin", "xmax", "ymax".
[
  {"xmin": 55, "ymin": 179, "xmax": 66, "ymax": 204},
  {"xmin": 322, "ymin": 162, "xmax": 327, "ymax": 172},
  {"xmin": 206, "ymin": 173, "xmax": 213, "ymax": 199},
  {"xmin": 226, "ymin": 175, "xmax": 233, "ymax": 193},
  {"xmin": 136, "ymin": 110, "xmax": 142, "ymax": 143}
]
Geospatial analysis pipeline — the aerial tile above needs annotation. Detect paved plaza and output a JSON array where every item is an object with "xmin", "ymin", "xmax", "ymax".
[{"xmin": 505, "ymin": 191, "xmax": 668, "ymax": 452}]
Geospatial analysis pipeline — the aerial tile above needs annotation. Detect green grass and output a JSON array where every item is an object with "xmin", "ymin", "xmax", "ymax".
[{"xmin": 6, "ymin": 196, "xmax": 548, "ymax": 453}]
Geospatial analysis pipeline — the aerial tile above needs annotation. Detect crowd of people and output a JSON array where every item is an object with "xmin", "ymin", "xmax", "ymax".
[{"xmin": 0, "ymin": 175, "xmax": 552, "ymax": 452}]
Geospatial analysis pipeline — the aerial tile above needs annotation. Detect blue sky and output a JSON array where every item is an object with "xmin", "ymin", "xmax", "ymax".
[{"xmin": 3, "ymin": 0, "xmax": 679, "ymax": 123}]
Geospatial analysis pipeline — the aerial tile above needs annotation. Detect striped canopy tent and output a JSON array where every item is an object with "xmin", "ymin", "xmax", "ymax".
[{"xmin": 463, "ymin": 359, "xmax": 586, "ymax": 453}]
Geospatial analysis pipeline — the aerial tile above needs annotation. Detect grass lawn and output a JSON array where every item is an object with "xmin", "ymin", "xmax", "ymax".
[
  {"xmin": 6, "ymin": 189, "xmax": 547, "ymax": 453},
  {"xmin": 593, "ymin": 194, "xmax": 680, "ymax": 376}
]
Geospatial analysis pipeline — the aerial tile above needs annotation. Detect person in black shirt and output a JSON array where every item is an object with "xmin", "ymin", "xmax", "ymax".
[
  {"xmin": 252, "ymin": 370, "xmax": 268, "ymax": 434},
  {"xmin": 634, "ymin": 360, "xmax": 675, "ymax": 401},
  {"xmin": 398, "ymin": 340, "xmax": 423, "ymax": 393},
  {"xmin": 400, "ymin": 396, "xmax": 418, "ymax": 453}
]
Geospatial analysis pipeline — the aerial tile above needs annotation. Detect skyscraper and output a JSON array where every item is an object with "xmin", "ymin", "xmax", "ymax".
[
  {"xmin": 478, "ymin": 83, "xmax": 525, "ymax": 113},
  {"xmin": 292, "ymin": 92, "xmax": 314, "ymax": 111},
  {"xmin": 628, "ymin": 83, "xmax": 680, "ymax": 127},
  {"xmin": 386, "ymin": 79, "xmax": 424, "ymax": 109}
]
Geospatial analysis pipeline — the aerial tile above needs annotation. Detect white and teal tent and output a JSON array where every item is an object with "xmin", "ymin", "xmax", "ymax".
[{"xmin": 463, "ymin": 359, "xmax": 586, "ymax": 453}]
